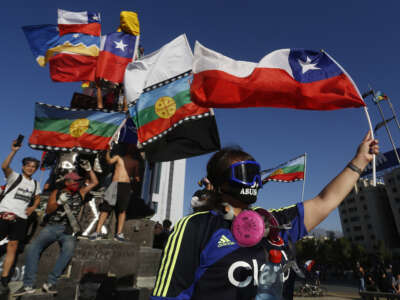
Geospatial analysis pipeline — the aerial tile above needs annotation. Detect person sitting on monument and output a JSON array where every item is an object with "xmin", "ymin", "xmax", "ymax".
[
  {"xmin": 89, "ymin": 143, "xmax": 141, "ymax": 242},
  {"xmin": 0, "ymin": 140, "xmax": 41, "ymax": 295},
  {"xmin": 153, "ymin": 222, "xmax": 168, "ymax": 250},
  {"xmin": 13, "ymin": 168, "xmax": 98, "ymax": 296}
]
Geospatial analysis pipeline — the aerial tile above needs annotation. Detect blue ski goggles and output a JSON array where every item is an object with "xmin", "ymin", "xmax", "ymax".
[{"xmin": 225, "ymin": 160, "xmax": 262, "ymax": 187}]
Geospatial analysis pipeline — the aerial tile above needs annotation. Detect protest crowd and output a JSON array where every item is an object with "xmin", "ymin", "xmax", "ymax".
[
  {"xmin": 0, "ymin": 6, "xmax": 388, "ymax": 300},
  {"xmin": 356, "ymin": 262, "xmax": 400, "ymax": 294}
]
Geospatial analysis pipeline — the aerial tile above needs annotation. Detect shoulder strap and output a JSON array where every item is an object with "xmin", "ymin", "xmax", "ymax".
[
  {"xmin": 29, "ymin": 180, "xmax": 39, "ymax": 206},
  {"xmin": 33, "ymin": 180, "xmax": 38, "ymax": 198},
  {"xmin": 0, "ymin": 174, "xmax": 23, "ymax": 201}
]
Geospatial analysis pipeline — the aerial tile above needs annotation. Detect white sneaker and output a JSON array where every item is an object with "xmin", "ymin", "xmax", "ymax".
[
  {"xmin": 12, "ymin": 286, "xmax": 35, "ymax": 296},
  {"xmin": 114, "ymin": 233, "xmax": 128, "ymax": 242},
  {"xmin": 42, "ymin": 282, "xmax": 57, "ymax": 294},
  {"xmin": 88, "ymin": 232, "xmax": 102, "ymax": 241}
]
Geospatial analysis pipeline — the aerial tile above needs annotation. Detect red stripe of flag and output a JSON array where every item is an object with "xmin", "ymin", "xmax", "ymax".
[
  {"xmin": 49, "ymin": 53, "xmax": 97, "ymax": 82},
  {"xmin": 29, "ymin": 129, "xmax": 111, "ymax": 150},
  {"xmin": 58, "ymin": 23, "xmax": 101, "ymax": 37},
  {"xmin": 266, "ymin": 172, "xmax": 304, "ymax": 182},
  {"xmin": 138, "ymin": 102, "xmax": 209, "ymax": 143},
  {"xmin": 191, "ymin": 70, "xmax": 364, "ymax": 110},
  {"xmin": 96, "ymin": 51, "xmax": 132, "ymax": 83}
]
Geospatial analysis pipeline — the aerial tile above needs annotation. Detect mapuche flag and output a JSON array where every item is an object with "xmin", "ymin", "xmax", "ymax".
[
  {"xmin": 191, "ymin": 42, "xmax": 366, "ymax": 110},
  {"xmin": 262, "ymin": 154, "xmax": 305, "ymax": 184},
  {"xmin": 29, "ymin": 103, "xmax": 126, "ymax": 153},
  {"xmin": 131, "ymin": 72, "xmax": 221, "ymax": 162}
]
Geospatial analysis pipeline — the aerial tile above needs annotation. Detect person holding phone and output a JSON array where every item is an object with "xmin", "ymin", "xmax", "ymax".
[{"xmin": 0, "ymin": 138, "xmax": 41, "ymax": 295}]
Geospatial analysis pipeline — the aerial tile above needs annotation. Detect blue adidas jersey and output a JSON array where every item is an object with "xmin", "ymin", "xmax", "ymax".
[{"xmin": 151, "ymin": 203, "xmax": 308, "ymax": 300}]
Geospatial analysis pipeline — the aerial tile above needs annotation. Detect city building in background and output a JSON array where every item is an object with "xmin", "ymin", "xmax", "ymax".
[
  {"xmin": 383, "ymin": 167, "xmax": 400, "ymax": 239},
  {"xmin": 339, "ymin": 170, "xmax": 400, "ymax": 252},
  {"xmin": 141, "ymin": 160, "xmax": 186, "ymax": 226}
]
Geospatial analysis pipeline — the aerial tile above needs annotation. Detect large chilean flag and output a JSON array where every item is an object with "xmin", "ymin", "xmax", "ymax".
[{"xmin": 190, "ymin": 42, "xmax": 366, "ymax": 110}]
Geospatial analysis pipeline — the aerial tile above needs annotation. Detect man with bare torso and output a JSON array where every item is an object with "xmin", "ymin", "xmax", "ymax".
[{"xmin": 89, "ymin": 144, "xmax": 140, "ymax": 242}]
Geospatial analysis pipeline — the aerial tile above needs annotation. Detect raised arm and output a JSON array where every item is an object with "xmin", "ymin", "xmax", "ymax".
[
  {"xmin": 105, "ymin": 149, "xmax": 119, "ymax": 165},
  {"xmin": 79, "ymin": 169, "xmax": 98, "ymax": 198},
  {"xmin": 303, "ymin": 131, "xmax": 379, "ymax": 231},
  {"xmin": 96, "ymin": 82, "xmax": 103, "ymax": 109},
  {"xmin": 2, "ymin": 141, "xmax": 20, "ymax": 178}
]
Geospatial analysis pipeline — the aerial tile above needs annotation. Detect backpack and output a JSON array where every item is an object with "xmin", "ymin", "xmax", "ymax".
[{"xmin": 0, "ymin": 174, "xmax": 38, "ymax": 205}]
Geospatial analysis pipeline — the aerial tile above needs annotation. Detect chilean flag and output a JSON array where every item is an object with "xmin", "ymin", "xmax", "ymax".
[
  {"xmin": 304, "ymin": 259, "xmax": 315, "ymax": 272},
  {"xmin": 58, "ymin": 9, "xmax": 101, "ymax": 37},
  {"xmin": 96, "ymin": 32, "xmax": 137, "ymax": 83},
  {"xmin": 191, "ymin": 42, "xmax": 366, "ymax": 110}
]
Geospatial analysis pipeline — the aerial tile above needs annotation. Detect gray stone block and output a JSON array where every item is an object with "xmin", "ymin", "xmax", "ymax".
[
  {"xmin": 137, "ymin": 247, "xmax": 161, "ymax": 277},
  {"xmin": 71, "ymin": 239, "xmax": 140, "ymax": 282}
]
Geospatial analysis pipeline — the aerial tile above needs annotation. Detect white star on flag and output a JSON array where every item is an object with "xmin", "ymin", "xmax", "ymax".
[
  {"xmin": 114, "ymin": 40, "xmax": 128, "ymax": 52},
  {"xmin": 92, "ymin": 14, "xmax": 100, "ymax": 21},
  {"xmin": 298, "ymin": 56, "xmax": 320, "ymax": 74}
]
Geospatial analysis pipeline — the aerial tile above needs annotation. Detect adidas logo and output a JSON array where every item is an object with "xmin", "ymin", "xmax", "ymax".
[{"xmin": 218, "ymin": 235, "xmax": 235, "ymax": 248}]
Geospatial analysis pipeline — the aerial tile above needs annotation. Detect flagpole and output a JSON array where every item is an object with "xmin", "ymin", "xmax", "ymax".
[
  {"xmin": 386, "ymin": 97, "xmax": 400, "ymax": 132},
  {"xmin": 133, "ymin": 35, "xmax": 140, "ymax": 61},
  {"xmin": 38, "ymin": 169, "xmax": 45, "ymax": 187},
  {"xmin": 363, "ymin": 106, "xmax": 376, "ymax": 186},
  {"xmin": 301, "ymin": 153, "xmax": 307, "ymax": 202},
  {"xmin": 369, "ymin": 85, "xmax": 400, "ymax": 165},
  {"xmin": 323, "ymin": 50, "xmax": 377, "ymax": 186}
]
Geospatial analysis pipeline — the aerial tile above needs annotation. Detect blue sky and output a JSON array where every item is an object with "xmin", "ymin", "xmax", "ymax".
[{"xmin": 2, "ymin": 1, "xmax": 400, "ymax": 231}]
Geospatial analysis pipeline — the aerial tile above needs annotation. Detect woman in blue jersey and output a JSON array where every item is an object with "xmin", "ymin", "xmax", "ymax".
[{"xmin": 151, "ymin": 131, "xmax": 379, "ymax": 300}]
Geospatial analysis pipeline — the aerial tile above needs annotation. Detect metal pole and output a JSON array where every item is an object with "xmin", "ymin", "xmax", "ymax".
[
  {"xmin": 301, "ymin": 153, "xmax": 307, "ymax": 202},
  {"xmin": 373, "ymin": 93, "xmax": 400, "ymax": 164},
  {"xmin": 386, "ymin": 97, "xmax": 400, "ymax": 131},
  {"xmin": 363, "ymin": 106, "xmax": 377, "ymax": 186}
]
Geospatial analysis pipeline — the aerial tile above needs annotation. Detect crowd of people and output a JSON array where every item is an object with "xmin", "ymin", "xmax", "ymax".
[
  {"xmin": 0, "ymin": 139, "xmax": 144, "ymax": 296},
  {"xmin": 357, "ymin": 262, "xmax": 400, "ymax": 294},
  {"xmin": 152, "ymin": 219, "xmax": 172, "ymax": 250},
  {"xmin": 0, "ymin": 131, "xmax": 382, "ymax": 299}
]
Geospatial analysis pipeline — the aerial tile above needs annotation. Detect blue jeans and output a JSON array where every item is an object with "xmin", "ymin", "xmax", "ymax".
[
  {"xmin": 359, "ymin": 277, "xmax": 365, "ymax": 291},
  {"xmin": 23, "ymin": 224, "xmax": 77, "ymax": 286}
]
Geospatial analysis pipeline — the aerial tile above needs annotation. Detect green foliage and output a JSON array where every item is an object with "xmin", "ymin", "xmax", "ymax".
[{"xmin": 295, "ymin": 236, "xmax": 368, "ymax": 270}]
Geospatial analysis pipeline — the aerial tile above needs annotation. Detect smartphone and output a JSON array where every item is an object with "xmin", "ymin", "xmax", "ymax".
[{"xmin": 14, "ymin": 134, "xmax": 24, "ymax": 147}]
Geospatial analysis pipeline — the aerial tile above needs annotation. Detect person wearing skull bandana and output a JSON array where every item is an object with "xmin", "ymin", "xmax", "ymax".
[
  {"xmin": 151, "ymin": 132, "xmax": 379, "ymax": 300},
  {"xmin": 13, "ymin": 169, "xmax": 98, "ymax": 296}
]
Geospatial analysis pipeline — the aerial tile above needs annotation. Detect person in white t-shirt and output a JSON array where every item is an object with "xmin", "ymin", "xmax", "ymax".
[{"xmin": 0, "ymin": 140, "xmax": 41, "ymax": 295}]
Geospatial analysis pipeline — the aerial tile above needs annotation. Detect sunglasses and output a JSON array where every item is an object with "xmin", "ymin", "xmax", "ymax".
[{"xmin": 226, "ymin": 160, "xmax": 262, "ymax": 187}]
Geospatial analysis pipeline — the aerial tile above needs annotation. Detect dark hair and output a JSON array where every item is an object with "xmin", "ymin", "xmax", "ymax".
[
  {"xmin": 22, "ymin": 157, "xmax": 40, "ymax": 169},
  {"xmin": 206, "ymin": 146, "xmax": 255, "ymax": 188},
  {"xmin": 163, "ymin": 219, "xmax": 172, "ymax": 228},
  {"xmin": 203, "ymin": 146, "xmax": 255, "ymax": 210}
]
